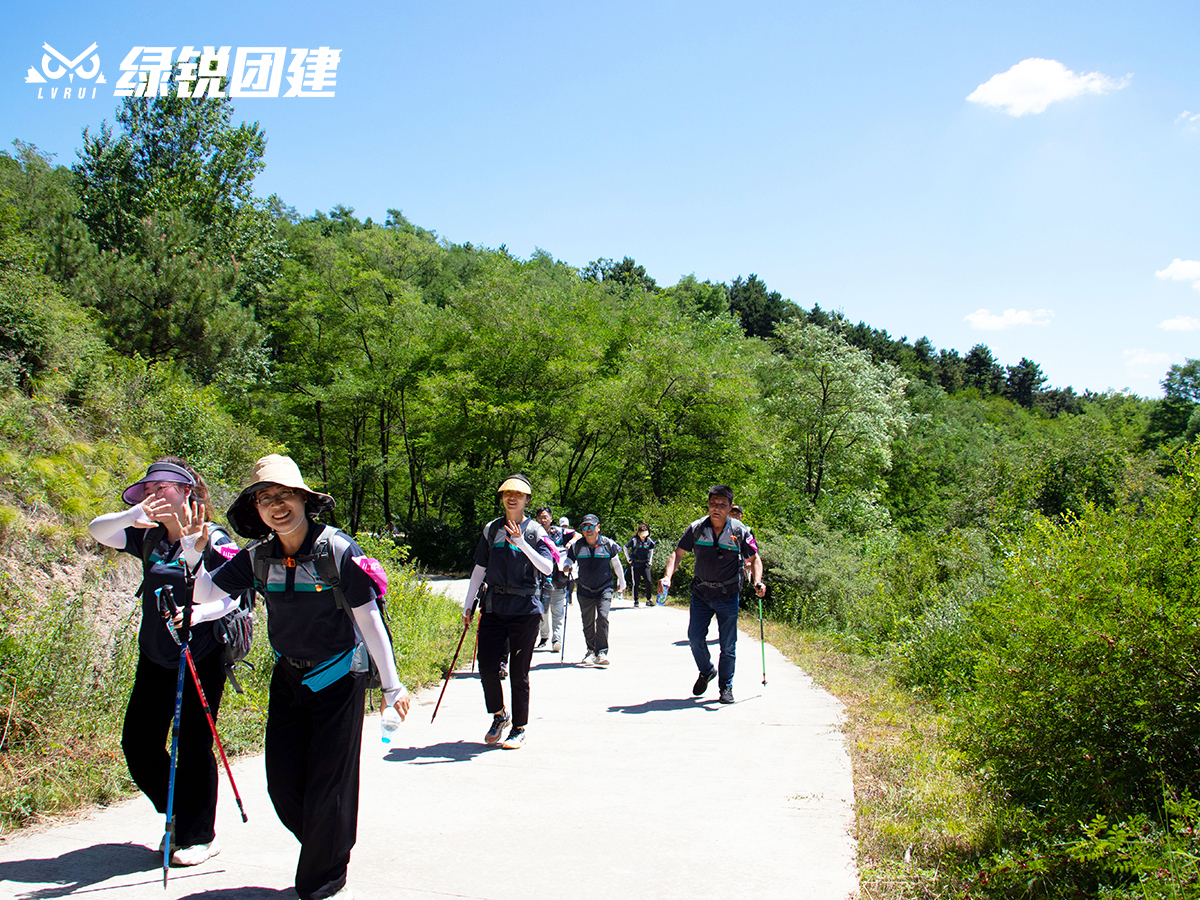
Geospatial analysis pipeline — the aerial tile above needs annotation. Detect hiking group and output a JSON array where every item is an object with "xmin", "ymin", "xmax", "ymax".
[{"xmin": 90, "ymin": 458, "xmax": 764, "ymax": 900}]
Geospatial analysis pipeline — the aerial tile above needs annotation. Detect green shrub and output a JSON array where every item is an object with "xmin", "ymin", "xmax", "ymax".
[{"xmin": 958, "ymin": 446, "xmax": 1200, "ymax": 830}]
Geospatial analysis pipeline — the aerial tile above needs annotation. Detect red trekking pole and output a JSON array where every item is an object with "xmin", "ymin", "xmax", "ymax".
[{"xmin": 431, "ymin": 612, "xmax": 473, "ymax": 723}]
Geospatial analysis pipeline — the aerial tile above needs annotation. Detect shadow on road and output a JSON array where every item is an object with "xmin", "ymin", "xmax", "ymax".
[
  {"xmin": 0, "ymin": 842, "xmax": 155, "ymax": 898},
  {"xmin": 383, "ymin": 740, "xmax": 490, "ymax": 764},
  {"xmin": 177, "ymin": 889, "xmax": 298, "ymax": 900},
  {"xmin": 606, "ymin": 698, "xmax": 719, "ymax": 715}
]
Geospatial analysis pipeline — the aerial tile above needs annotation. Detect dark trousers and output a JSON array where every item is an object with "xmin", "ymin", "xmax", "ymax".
[
  {"xmin": 578, "ymin": 588, "xmax": 612, "ymax": 652},
  {"xmin": 265, "ymin": 660, "xmax": 367, "ymax": 900},
  {"xmin": 477, "ymin": 612, "xmax": 541, "ymax": 728},
  {"xmin": 631, "ymin": 564, "xmax": 653, "ymax": 603},
  {"xmin": 688, "ymin": 591, "xmax": 739, "ymax": 690},
  {"xmin": 122, "ymin": 648, "xmax": 225, "ymax": 848}
]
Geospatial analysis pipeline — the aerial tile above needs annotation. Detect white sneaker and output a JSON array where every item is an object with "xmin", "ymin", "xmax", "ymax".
[
  {"xmin": 552, "ymin": 641, "xmax": 562, "ymax": 653},
  {"xmin": 595, "ymin": 650, "xmax": 610, "ymax": 666},
  {"xmin": 581, "ymin": 650, "xmax": 596, "ymax": 665},
  {"xmin": 171, "ymin": 837, "xmax": 220, "ymax": 866}
]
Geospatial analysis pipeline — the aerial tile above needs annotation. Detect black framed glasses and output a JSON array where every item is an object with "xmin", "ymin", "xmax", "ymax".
[{"xmin": 255, "ymin": 487, "xmax": 300, "ymax": 508}]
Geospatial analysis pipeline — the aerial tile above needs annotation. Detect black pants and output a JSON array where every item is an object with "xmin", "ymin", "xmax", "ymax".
[
  {"xmin": 122, "ymin": 647, "xmax": 226, "ymax": 848},
  {"xmin": 477, "ymin": 612, "xmax": 541, "ymax": 728},
  {"xmin": 265, "ymin": 660, "xmax": 367, "ymax": 900},
  {"xmin": 631, "ymin": 564, "xmax": 653, "ymax": 603}
]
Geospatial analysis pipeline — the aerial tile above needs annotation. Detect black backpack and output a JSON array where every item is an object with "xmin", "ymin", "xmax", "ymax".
[
  {"xmin": 250, "ymin": 529, "xmax": 392, "ymax": 691},
  {"xmin": 141, "ymin": 524, "xmax": 255, "ymax": 693}
]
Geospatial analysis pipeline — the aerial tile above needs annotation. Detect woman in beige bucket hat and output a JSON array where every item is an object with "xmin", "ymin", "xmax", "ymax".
[{"xmin": 181, "ymin": 454, "xmax": 407, "ymax": 900}]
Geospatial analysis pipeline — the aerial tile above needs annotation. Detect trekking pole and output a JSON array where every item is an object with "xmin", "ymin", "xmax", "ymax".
[
  {"xmin": 758, "ymin": 585, "xmax": 768, "ymax": 686},
  {"xmin": 171, "ymin": 562, "xmax": 249, "ymax": 822},
  {"xmin": 470, "ymin": 618, "xmax": 479, "ymax": 673},
  {"xmin": 158, "ymin": 587, "xmax": 190, "ymax": 889},
  {"xmin": 431, "ymin": 612, "xmax": 473, "ymax": 723},
  {"xmin": 183, "ymin": 647, "xmax": 248, "ymax": 822},
  {"xmin": 561, "ymin": 575, "xmax": 573, "ymax": 662}
]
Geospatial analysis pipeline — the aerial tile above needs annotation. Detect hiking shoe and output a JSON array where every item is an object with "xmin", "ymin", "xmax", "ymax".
[
  {"xmin": 692, "ymin": 668, "xmax": 717, "ymax": 696},
  {"xmin": 171, "ymin": 837, "xmax": 220, "ymax": 867},
  {"xmin": 719, "ymin": 686, "xmax": 735, "ymax": 704},
  {"xmin": 537, "ymin": 637, "xmax": 548, "ymax": 649},
  {"xmin": 501, "ymin": 726, "xmax": 526, "ymax": 749},
  {"xmin": 552, "ymin": 641, "xmax": 562, "ymax": 653},
  {"xmin": 498, "ymin": 660, "xmax": 508, "ymax": 680},
  {"xmin": 594, "ymin": 650, "xmax": 610, "ymax": 667},
  {"xmin": 581, "ymin": 650, "xmax": 596, "ymax": 666},
  {"xmin": 484, "ymin": 710, "xmax": 510, "ymax": 744}
]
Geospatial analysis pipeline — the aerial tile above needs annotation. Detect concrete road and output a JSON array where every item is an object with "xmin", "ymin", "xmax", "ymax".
[{"xmin": 0, "ymin": 581, "xmax": 858, "ymax": 899}]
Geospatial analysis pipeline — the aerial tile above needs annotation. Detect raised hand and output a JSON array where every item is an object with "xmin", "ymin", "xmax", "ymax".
[
  {"xmin": 175, "ymin": 499, "xmax": 210, "ymax": 553},
  {"xmin": 133, "ymin": 497, "xmax": 173, "ymax": 529},
  {"xmin": 504, "ymin": 519, "xmax": 523, "ymax": 544}
]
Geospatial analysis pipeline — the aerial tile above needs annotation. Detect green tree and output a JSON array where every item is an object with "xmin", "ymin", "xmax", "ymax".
[
  {"xmin": 964, "ymin": 343, "xmax": 1004, "ymax": 395},
  {"xmin": 82, "ymin": 211, "xmax": 266, "ymax": 385},
  {"xmin": 759, "ymin": 321, "xmax": 909, "ymax": 522},
  {"xmin": 1003, "ymin": 357, "xmax": 1047, "ymax": 408},
  {"xmin": 662, "ymin": 273, "xmax": 728, "ymax": 318},
  {"xmin": 1163, "ymin": 358, "xmax": 1200, "ymax": 403},
  {"xmin": 71, "ymin": 98, "xmax": 283, "ymax": 381},
  {"xmin": 582, "ymin": 256, "xmax": 658, "ymax": 293},
  {"xmin": 729, "ymin": 274, "xmax": 798, "ymax": 339}
]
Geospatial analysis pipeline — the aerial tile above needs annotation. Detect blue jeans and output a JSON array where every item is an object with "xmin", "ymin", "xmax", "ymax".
[{"xmin": 688, "ymin": 590, "xmax": 738, "ymax": 689}]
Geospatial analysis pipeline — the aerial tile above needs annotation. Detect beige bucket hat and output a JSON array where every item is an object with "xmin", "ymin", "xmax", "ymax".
[{"xmin": 227, "ymin": 454, "xmax": 335, "ymax": 539}]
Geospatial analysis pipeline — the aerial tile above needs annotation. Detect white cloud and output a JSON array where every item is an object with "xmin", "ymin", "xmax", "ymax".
[
  {"xmin": 1155, "ymin": 258, "xmax": 1200, "ymax": 289},
  {"xmin": 964, "ymin": 308, "xmax": 1054, "ymax": 331},
  {"xmin": 1123, "ymin": 349, "xmax": 1172, "ymax": 379},
  {"xmin": 1160, "ymin": 315, "xmax": 1200, "ymax": 332},
  {"xmin": 967, "ymin": 58, "xmax": 1131, "ymax": 116},
  {"xmin": 1177, "ymin": 110, "xmax": 1200, "ymax": 132}
]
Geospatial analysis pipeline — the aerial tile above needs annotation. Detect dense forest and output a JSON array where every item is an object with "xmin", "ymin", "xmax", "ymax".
[{"xmin": 2, "ymin": 96, "xmax": 1198, "ymax": 898}]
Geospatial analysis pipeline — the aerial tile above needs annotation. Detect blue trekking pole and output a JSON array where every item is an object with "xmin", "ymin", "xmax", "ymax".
[{"xmin": 158, "ymin": 586, "xmax": 191, "ymax": 888}]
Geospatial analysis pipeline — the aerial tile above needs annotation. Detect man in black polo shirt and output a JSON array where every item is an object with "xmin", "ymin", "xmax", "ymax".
[
  {"xmin": 565, "ymin": 514, "xmax": 626, "ymax": 667},
  {"xmin": 660, "ymin": 485, "xmax": 765, "ymax": 704}
]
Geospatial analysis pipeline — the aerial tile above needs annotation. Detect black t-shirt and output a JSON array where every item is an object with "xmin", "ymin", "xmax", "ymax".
[
  {"xmin": 124, "ymin": 524, "xmax": 239, "ymax": 668},
  {"xmin": 568, "ymin": 535, "xmax": 622, "ymax": 595},
  {"xmin": 212, "ymin": 522, "xmax": 378, "ymax": 662}
]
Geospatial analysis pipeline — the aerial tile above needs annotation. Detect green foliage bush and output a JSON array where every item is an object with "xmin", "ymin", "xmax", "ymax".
[{"xmin": 959, "ymin": 447, "xmax": 1200, "ymax": 830}]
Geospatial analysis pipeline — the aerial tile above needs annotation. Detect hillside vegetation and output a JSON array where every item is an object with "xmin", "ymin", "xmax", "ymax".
[{"xmin": 1, "ymin": 97, "xmax": 1198, "ymax": 897}]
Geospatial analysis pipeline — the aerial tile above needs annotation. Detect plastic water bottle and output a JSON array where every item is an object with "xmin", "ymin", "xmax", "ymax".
[{"xmin": 381, "ymin": 706, "xmax": 401, "ymax": 744}]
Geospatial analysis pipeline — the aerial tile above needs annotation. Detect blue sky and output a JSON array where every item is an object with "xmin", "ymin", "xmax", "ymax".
[{"xmin": 4, "ymin": 1, "xmax": 1198, "ymax": 395}]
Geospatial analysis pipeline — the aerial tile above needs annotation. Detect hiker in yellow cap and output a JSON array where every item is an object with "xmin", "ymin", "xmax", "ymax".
[{"xmin": 461, "ymin": 473, "xmax": 558, "ymax": 749}]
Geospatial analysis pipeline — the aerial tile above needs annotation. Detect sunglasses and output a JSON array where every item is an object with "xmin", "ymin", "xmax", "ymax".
[{"xmin": 581, "ymin": 524, "xmax": 597, "ymax": 531}]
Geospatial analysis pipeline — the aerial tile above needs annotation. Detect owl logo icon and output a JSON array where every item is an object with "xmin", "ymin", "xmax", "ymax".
[{"xmin": 26, "ymin": 43, "xmax": 106, "ymax": 84}]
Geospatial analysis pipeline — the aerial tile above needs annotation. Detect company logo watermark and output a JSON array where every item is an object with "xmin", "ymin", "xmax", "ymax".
[
  {"xmin": 26, "ymin": 43, "xmax": 342, "ymax": 100},
  {"xmin": 25, "ymin": 43, "xmax": 107, "ymax": 99}
]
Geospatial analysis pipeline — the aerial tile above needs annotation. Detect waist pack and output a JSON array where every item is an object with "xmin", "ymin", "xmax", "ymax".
[{"xmin": 251, "ymin": 529, "xmax": 392, "ymax": 691}]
